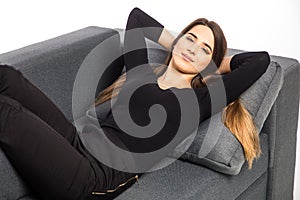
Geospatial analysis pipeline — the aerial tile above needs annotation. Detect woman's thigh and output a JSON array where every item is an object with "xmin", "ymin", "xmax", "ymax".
[
  {"xmin": 0, "ymin": 95, "xmax": 106, "ymax": 200},
  {"xmin": 0, "ymin": 64, "xmax": 77, "ymax": 143}
]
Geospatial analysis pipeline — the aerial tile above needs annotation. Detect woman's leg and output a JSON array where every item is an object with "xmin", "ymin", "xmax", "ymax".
[
  {"xmin": 0, "ymin": 94, "xmax": 106, "ymax": 200},
  {"xmin": 0, "ymin": 65, "xmax": 76, "ymax": 143}
]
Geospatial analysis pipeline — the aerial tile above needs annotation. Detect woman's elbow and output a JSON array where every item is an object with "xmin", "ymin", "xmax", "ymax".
[
  {"xmin": 258, "ymin": 51, "xmax": 271, "ymax": 72},
  {"xmin": 129, "ymin": 7, "xmax": 142, "ymax": 19}
]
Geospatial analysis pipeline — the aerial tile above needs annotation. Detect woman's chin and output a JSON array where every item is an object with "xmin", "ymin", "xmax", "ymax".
[{"xmin": 172, "ymin": 59, "xmax": 199, "ymax": 74}]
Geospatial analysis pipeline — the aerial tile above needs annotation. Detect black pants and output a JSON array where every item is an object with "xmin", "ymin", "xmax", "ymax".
[{"xmin": 0, "ymin": 65, "xmax": 138, "ymax": 200}]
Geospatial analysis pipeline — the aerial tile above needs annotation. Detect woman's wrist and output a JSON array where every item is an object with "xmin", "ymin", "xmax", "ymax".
[{"xmin": 216, "ymin": 56, "xmax": 233, "ymax": 74}]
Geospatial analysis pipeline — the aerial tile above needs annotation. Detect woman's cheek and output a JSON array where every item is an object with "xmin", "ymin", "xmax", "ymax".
[
  {"xmin": 194, "ymin": 57, "xmax": 212, "ymax": 72},
  {"xmin": 172, "ymin": 54, "xmax": 199, "ymax": 74}
]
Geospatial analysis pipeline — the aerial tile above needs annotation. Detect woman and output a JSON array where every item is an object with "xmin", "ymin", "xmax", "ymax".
[{"xmin": 0, "ymin": 7, "xmax": 270, "ymax": 200}]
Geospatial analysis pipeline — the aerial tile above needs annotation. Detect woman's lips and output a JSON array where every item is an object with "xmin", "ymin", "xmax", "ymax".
[{"xmin": 181, "ymin": 53, "xmax": 194, "ymax": 62}]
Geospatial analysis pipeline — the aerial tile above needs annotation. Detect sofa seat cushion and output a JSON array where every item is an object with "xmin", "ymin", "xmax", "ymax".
[{"xmin": 115, "ymin": 133, "xmax": 268, "ymax": 200}]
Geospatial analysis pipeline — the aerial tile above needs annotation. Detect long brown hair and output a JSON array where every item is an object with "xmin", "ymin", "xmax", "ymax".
[{"xmin": 95, "ymin": 18, "xmax": 261, "ymax": 169}]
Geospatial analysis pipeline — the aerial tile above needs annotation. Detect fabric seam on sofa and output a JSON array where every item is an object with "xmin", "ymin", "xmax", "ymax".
[
  {"xmin": 236, "ymin": 171, "xmax": 268, "ymax": 199},
  {"xmin": 282, "ymin": 61, "xmax": 300, "ymax": 76},
  {"xmin": 253, "ymin": 61, "xmax": 281, "ymax": 120},
  {"xmin": 228, "ymin": 137, "xmax": 243, "ymax": 167}
]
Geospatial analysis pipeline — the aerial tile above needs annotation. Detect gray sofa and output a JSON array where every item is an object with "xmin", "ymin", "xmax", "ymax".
[{"xmin": 0, "ymin": 26, "xmax": 299, "ymax": 200}]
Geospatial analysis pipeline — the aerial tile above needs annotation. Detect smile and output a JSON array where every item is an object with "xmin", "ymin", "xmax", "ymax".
[{"xmin": 181, "ymin": 53, "xmax": 194, "ymax": 62}]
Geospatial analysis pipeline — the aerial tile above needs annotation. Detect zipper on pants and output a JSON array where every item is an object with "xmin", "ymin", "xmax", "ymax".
[{"xmin": 92, "ymin": 174, "xmax": 139, "ymax": 195}]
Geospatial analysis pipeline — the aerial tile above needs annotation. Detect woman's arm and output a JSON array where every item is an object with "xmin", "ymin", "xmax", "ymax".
[
  {"xmin": 126, "ymin": 7, "xmax": 175, "ymax": 50},
  {"xmin": 195, "ymin": 51, "xmax": 270, "ymax": 122},
  {"xmin": 124, "ymin": 7, "xmax": 165, "ymax": 73},
  {"xmin": 216, "ymin": 56, "xmax": 233, "ymax": 74},
  {"xmin": 157, "ymin": 28, "xmax": 176, "ymax": 51},
  {"xmin": 126, "ymin": 7, "xmax": 164, "ymax": 43},
  {"xmin": 221, "ymin": 52, "xmax": 270, "ymax": 105}
]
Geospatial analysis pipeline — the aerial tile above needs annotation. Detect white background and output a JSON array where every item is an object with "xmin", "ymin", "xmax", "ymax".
[{"xmin": 0, "ymin": 0, "xmax": 299, "ymax": 198}]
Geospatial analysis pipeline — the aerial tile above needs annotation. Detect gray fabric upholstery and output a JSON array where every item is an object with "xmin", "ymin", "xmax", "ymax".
[
  {"xmin": 0, "ymin": 26, "xmax": 298, "ymax": 199},
  {"xmin": 169, "ymin": 113, "xmax": 245, "ymax": 175},
  {"xmin": 0, "ymin": 26, "xmax": 120, "ymax": 122},
  {"xmin": 236, "ymin": 172, "xmax": 268, "ymax": 200},
  {"xmin": 0, "ymin": 150, "xmax": 31, "ymax": 199},
  {"xmin": 240, "ymin": 61, "xmax": 283, "ymax": 132},
  {"xmin": 263, "ymin": 59, "xmax": 299, "ymax": 200},
  {"xmin": 115, "ymin": 133, "xmax": 268, "ymax": 200}
]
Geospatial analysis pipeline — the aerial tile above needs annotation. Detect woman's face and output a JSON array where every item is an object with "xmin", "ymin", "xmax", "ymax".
[{"xmin": 171, "ymin": 25, "xmax": 215, "ymax": 75}]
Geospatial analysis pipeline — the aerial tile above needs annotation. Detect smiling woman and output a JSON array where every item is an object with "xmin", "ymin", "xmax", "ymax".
[
  {"xmin": 95, "ymin": 7, "xmax": 270, "ymax": 172},
  {"xmin": 155, "ymin": 17, "xmax": 229, "ymax": 90}
]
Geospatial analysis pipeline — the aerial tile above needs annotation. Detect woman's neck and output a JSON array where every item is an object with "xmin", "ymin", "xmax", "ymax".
[{"xmin": 157, "ymin": 60, "xmax": 195, "ymax": 90}]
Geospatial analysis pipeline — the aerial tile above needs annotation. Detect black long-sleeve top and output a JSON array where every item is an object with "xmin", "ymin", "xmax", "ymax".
[{"xmin": 98, "ymin": 7, "xmax": 270, "ymax": 154}]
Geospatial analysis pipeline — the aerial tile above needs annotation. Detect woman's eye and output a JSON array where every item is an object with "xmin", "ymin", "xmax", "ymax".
[
  {"xmin": 186, "ymin": 36, "xmax": 194, "ymax": 42},
  {"xmin": 202, "ymin": 48, "xmax": 210, "ymax": 55}
]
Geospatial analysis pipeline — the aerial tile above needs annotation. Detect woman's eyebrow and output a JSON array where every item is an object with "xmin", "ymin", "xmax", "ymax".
[{"xmin": 187, "ymin": 32, "xmax": 213, "ymax": 52}]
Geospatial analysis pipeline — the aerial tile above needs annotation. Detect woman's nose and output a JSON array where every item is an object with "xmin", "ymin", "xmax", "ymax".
[
  {"xmin": 188, "ymin": 43, "xmax": 203, "ymax": 57},
  {"xmin": 187, "ymin": 48, "xmax": 195, "ymax": 56}
]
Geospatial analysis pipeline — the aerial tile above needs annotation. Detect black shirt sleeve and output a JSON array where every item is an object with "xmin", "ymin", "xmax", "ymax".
[
  {"xmin": 126, "ymin": 7, "xmax": 164, "ymax": 42},
  {"xmin": 226, "ymin": 51, "xmax": 270, "ymax": 103},
  {"xmin": 194, "ymin": 51, "xmax": 270, "ymax": 122},
  {"xmin": 123, "ymin": 7, "xmax": 164, "ymax": 74}
]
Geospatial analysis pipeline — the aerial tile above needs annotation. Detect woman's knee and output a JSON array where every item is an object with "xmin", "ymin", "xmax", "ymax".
[{"xmin": 0, "ymin": 64, "xmax": 23, "ymax": 88}]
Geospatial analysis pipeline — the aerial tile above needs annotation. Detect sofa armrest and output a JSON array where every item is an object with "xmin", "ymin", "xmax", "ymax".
[
  {"xmin": 261, "ymin": 56, "xmax": 299, "ymax": 200},
  {"xmin": 0, "ymin": 26, "xmax": 121, "ymax": 122}
]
